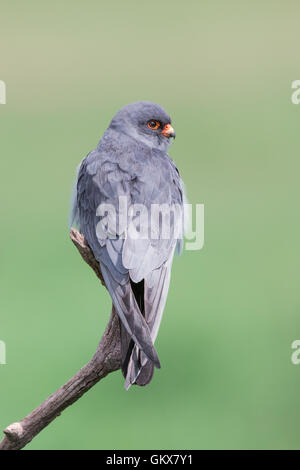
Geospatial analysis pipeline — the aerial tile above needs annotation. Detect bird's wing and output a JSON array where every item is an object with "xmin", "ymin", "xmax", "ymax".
[
  {"xmin": 120, "ymin": 151, "xmax": 184, "ymax": 388},
  {"xmin": 122, "ymin": 150, "xmax": 184, "ymax": 282},
  {"xmin": 75, "ymin": 144, "xmax": 184, "ymax": 381},
  {"xmin": 75, "ymin": 149, "xmax": 161, "ymax": 366}
]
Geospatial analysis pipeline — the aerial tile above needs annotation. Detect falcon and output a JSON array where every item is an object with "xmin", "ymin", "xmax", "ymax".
[{"xmin": 70, "ymin": 101, "xmax": 186, "ymax": 389}]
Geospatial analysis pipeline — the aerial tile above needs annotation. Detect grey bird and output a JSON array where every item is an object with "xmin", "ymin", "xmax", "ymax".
[{"xmin": 70, "ymin": 101, "xmax": 186, "ymax": 389}]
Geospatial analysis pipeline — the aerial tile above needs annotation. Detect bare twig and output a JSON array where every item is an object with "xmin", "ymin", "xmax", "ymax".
[{"xmin": 0, "ymin": 228, "xmax": 121, "ymax": 451}]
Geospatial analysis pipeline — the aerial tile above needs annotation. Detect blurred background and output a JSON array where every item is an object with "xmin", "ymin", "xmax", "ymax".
[{"xmin": 1, "ymin": 0, "xmax": 300, "ymax": 450}]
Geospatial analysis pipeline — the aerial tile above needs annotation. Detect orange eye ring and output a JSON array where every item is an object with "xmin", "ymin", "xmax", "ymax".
[{"xmin": 147, "ymin": 120, "xmax": 160, "ymax": 130}]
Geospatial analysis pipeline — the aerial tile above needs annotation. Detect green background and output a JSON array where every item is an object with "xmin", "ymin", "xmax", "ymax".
[{"xmin": 1, "ymin": 0, "xmax": 300, "ymax": 450}]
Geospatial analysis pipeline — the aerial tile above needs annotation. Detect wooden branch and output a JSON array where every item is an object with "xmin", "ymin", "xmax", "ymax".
[{"xmin": 0, "ymin": 228, "xmax": 121, "ymax": 451}]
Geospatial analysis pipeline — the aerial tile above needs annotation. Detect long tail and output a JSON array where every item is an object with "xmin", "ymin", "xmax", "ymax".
[
  {"xmin": 121, "ymin": 260, "xmax": 173, "ymax": 389},
  {"xmin": 100, "ymin": 263, "xmax": 160, "ymax": 368},
  {"xmin": 121, "ymin": 279, "xmax": 154, "ymax": 389}
]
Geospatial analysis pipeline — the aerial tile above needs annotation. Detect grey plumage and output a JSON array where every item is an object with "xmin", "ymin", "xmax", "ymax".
[{"xmin": 71, "ymin": 101, "xmax": 185, "ymax": 389}]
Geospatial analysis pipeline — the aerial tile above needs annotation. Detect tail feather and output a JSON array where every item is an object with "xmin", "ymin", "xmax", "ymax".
[
  {"xmin": 135, "ymin": 360, "xmax": 154, "ymax": 386},
  {"xmin": 123, "ymin": 342, "xmax": 154, "ymax": 390},
  {"xmin": 100, "ymin": 263, "xmax": 160, "ymax": 368},
  {"xmin": 121, "ymin": 278, "xmax": 157, "ymax": 389},
  {"xmin": 118, "ymin": 255, "xmax": 174, "ymax": 390}
]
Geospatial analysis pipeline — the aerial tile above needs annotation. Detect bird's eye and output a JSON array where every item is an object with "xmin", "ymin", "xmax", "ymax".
[{"xmin": 147, "ymin": 120, "xmax": 160, "ymax": 130}]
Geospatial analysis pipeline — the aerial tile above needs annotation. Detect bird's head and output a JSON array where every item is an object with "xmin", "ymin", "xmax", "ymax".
[{"xmin": 108, "ymin": 101, "xmax": 175, "ymax": 151}]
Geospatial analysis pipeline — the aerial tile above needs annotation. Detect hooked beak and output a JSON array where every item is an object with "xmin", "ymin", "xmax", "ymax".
[{"xmin": 161, "ymin": 123, "xmax": 176, "ymax": 139}]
